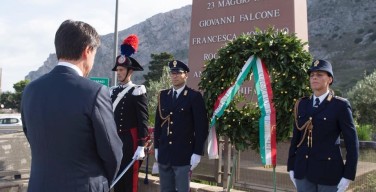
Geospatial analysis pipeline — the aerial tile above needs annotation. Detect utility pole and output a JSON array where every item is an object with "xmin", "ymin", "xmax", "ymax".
[{"xmin": 113, "ymin": 0, "xmax": 119, "ymax": 86}]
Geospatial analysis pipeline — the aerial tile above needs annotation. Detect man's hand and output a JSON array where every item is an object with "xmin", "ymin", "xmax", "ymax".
[
  {"xmin": 289, "ymin": 171, "xmax": 296, "ymax": 188},
  {"xmin": 132, "ymin": 146, "xmax": 145, "ymax": 160},
  {"xmin": 337, "ymin": 177, "xmax": 351, "ymax": 192},
  {"xmin": 154, "ymin": 148, "xmax": 158, "ymax": 162},
  {"xmin": 190, "ymin": 154, "xmax": 201, "ymax": 170}
]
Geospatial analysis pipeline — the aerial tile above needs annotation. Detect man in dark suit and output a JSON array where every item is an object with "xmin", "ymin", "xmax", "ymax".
[
  {"xmin": 287, "ymin": 60, "xmax": 359, "ymax": 192},
  {"xmin": 154, "ymin": 60, "xmax": 209, "ymax": 192},
  {"xmin": 21, "ymin": 20, "xmax": 123, "ymax": 192},
  {"xmin": 110, "ymin": 55, "xmax": 149, "ymax": 192}
]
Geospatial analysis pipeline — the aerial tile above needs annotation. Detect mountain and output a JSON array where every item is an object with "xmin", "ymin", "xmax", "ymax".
[{"xmin": 26, "ymin": 1, "xmax": 376, "ymax": 93}]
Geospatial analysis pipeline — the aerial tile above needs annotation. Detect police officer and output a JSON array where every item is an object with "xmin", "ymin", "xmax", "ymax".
[
  {"xmin": 111, "ymin": 55, "xmax": 149, "ymax": 192},
  {"xmin": 154, "ymin": 60, "xmax": 209, "ymax": 192},
  {"xmin": 287, "ymin": 59, "xmax": 359, "ymax": 192}
]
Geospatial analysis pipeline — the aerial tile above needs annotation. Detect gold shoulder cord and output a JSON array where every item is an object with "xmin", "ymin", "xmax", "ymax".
[
  {"xmin": 158, "ymin": 91, "xmax": 171, "ymax": 135},
  {"xmin": 294, "ymin": 98, "xmax": 313, "ymax": 147}
]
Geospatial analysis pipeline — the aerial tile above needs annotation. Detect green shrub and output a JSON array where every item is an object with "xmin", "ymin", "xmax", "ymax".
[
  {"xmin": 347, "ymin": 70, "xmax": 376, "ymax": 129},
  {"xmin": 356, "ymin": 124, "xmax": 372, "ymax": 141}
]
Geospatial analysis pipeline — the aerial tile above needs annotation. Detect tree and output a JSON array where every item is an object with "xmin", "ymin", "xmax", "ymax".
[
  {"xmin": 147, "ymin": 66, "xmax": 172, "ymax": 126},
  {"xmin": 347, "ymin": 70, "xmax": 376, "ymax": 128},
  {"xmin": 0, "ymin": 79, "xmax": 29, "ymax": 112},
  {"xmin": 143, "ymin": 52, "xmax": 174, "ymax": 86},
  {"xmin": 0, "ymin": 91, "xmax": 17, "ymax": 110}
]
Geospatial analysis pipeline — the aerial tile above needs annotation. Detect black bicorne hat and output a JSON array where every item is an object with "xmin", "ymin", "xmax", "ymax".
[{"xmin": 112, "ymin": 55, "xmax": 144, "ymax": 71}]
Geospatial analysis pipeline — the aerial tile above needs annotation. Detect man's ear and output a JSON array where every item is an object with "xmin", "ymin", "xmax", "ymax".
[{"xmin": 82, "ymin": 46, "xmax": 91, "ymax": 59}]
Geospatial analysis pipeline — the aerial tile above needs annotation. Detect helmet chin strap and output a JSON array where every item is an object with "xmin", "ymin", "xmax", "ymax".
[{"xmin": 119, "ymin": 69, "xmax": 132, "ymax": 84}]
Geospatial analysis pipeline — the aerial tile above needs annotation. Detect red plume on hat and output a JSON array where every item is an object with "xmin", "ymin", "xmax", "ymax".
[{"xmin": 120, "ymin": 34, "xmax": 138, "ymax": 57}]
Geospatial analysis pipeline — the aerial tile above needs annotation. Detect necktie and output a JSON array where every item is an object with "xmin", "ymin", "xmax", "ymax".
[
  {"xmin": 172, "ymin": 91, "xmax": 177, "ymax": 103},
  {"xmin": 314, "ymin": 98, "xmax": 320, "ymax": 107}
]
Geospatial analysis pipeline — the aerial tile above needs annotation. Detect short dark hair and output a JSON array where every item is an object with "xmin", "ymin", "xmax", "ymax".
[{"xmin": 54, "ymin": 20, "xmax": 100, "ymax": 60}]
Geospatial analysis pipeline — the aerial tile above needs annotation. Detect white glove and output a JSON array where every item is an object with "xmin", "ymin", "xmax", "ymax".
[
  {"xmin": 337, "ymin": 177, "xmax": 351, "ymax": 192},
  {"xmin": 289, "ymin": 171, "xmax": 296, "ymax": 188},
  {"xmin": 190, "ymin": 154, "xmax": 201, "ymax": 170},
  {"xmin": 132, "ymin": 146, "xmax": 145, "ymax": 160},
  {"xmin": 154, "ymin": 148, "xmax": 158, "ymax": 162}
]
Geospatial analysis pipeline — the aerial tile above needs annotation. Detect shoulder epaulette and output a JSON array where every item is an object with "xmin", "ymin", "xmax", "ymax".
[
  {"xmin": 334, "ymin": 96, "xmax": 348, "ymax": 102},
  {"xmin": 132, "ymin": 85, "xmax": 146, "ymax": 95},
  {"xmin": 109, "ymin": 86, "xmax": 117, "ymax": 95}
]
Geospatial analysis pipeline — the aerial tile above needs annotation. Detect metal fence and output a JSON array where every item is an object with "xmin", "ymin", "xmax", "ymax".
[{"xmin": 142, "ymin": 138, "xmax": 376, "ymax": 192}]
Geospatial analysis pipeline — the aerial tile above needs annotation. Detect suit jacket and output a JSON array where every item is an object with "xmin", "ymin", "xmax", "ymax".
[
  {"xmin": 21, "ymin": 66, "xmax": 123, "ymax": 192},
  {"xmin": 154, "ymin": 86, "xmax": 209, "ymax": 166},
  {"xmin": 287, "ymin": 93, "xmax": 359, "ymax": 185}
]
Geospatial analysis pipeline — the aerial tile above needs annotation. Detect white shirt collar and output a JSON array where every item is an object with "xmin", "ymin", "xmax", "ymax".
[
  {"xmin": 119, "ymin": 81, "xmax": 134, "ymax": 88},
  {"xmin": 313, "ymin": 90, "xmax": 330, "ymax": 105},
  {"xmin": 57, "ymin": 62, "xmax": 83, "ymax": 77},
  {"xmin": 173, "ymin": 85, "xmax": 186, "ymax": 97}
]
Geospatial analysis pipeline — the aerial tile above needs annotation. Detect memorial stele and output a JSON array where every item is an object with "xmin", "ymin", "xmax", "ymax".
[{"xmin": 187, "ymin": 0, "xmax": 308, "ymax": 94}]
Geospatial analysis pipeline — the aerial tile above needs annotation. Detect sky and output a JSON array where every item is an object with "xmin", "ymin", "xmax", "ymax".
[{"xmin": 0, "ymin": 0, "xmax": 192, "ymax": 92}]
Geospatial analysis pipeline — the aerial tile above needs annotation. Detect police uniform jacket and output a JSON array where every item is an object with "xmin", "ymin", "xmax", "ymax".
[
  {"xmin": 154, "ymin": 86, "xmax": 209, "ymax": 166},
  {"xmin": 111, "ymin": 83, "xmax": 149, "ymax": 146},
  {"xmin": 287, "ymin": 93, "xmax": 359, "ymax": 185}
]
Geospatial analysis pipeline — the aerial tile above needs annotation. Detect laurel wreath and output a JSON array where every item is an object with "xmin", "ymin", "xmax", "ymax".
[{"xmin": 199, "ymin": 28, "xmax": 312, "ymax": 151}]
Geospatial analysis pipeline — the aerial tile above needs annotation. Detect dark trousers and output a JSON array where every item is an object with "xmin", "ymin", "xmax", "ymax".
[
  {"xmin": 114, "ymin": 128, "xmax": 142, "ymax": 192},
  {"xmin": 158, "ymin": 163, "xmax": 191, "ymax": 192},
  {"xmin": 296, "ymin": 177, "xmax": 338, "ymax": 192}
]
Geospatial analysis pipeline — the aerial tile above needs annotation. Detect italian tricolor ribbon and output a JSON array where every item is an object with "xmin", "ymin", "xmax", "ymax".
[
  {"xmin": 252, "ymin": 57, "xmax": 277, "ymax": 167},
  {"xmin": 207, "ymin": 55, "xmax": 276, "ymax": 167}
]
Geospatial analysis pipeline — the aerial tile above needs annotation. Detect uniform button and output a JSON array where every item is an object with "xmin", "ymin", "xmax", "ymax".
[
  {"xmin": 170, "ymin": 112, "xmax": 173, "ymax": 115},
  {"xmin": 328, "ymin": 157, "xmax": 331, "ymax": 160},
  {"xmin": 121, "ymin": 113, "xmax": 123, "ymax": 115},
  {"xmin": 121, "ymin": 107, "xmax": 123, "ymax": 109},
  {"xmin": 309, "ymin": 117, "xmax": 312, "ymax": 120},
  {"xmin": 169, "ymin": 131, "xmax": 172, "ymax": 134},
  {"xmin": 181, "ymin": 108, "xmax": 184, "ymax": 111},
  {"xmin": 170, "ymin": 121, "xmax": 173, "ymax": 124},
  {"xmin": 324, "ymin": 118, "xmax": 326, "ymax": 120},
  {"xmin": 169, "ymin": 141, "xmax": 172, "ymax": 144},
  {"xmin": 305, "ymin": 155, "xmax": 308, "ymax": 159},
  {"xmin": 120, "ymin": 125, "xmax": 122, "ymax": 127}
]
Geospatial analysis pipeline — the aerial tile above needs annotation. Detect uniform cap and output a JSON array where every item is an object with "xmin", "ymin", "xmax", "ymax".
[
  {"xmin": 308, "ymin": 59, "xmax": 334, "ymax": 84},
  {"xmin": 168, "ymin": 60, "xmax": 189, "ymax": 73}
]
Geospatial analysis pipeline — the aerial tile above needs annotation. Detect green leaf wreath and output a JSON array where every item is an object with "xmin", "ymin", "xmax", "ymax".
[{"xmin": 199, "ymin": 28, "xmax": 312, "ymax": 151}]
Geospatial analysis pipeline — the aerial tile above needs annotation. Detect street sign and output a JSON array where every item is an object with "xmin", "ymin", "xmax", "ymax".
[{"xmin": 90, "ymin": 77, "xmax": 109, "ymax": 87}]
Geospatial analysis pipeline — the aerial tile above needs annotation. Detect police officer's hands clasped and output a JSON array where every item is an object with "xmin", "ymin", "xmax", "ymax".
[
  {"xmin": 337, "ymin": 177, "xmax": 350, "ymax": 192},
  {"xmin": 289, "ymin": 171, "xmax": 296, "ymax": 188},
  {"xmin": 132, "ymin": 146, "xmax": 145, "ymax": 160},
  {"xmin": 190, "ymin": 154, "xmax": 201, "ymax": 171}
]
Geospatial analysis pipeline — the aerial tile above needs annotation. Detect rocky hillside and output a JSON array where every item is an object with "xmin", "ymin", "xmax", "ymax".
[{"xmin": 26, "ymin": 0, "xmax": 376, "ymax": 93}]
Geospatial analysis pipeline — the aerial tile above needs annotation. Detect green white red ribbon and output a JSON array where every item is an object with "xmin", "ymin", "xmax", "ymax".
[
  {"xmin": 208, "ymin": 56, "xmax": 256, "ymax": 159},
  {"xmin": 207, "ymin": 55, "xmax": 276, "ymax": 167},
  {"xmin": 252, "ymin": 57, "xmax": 277, "ymax": 167}
]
